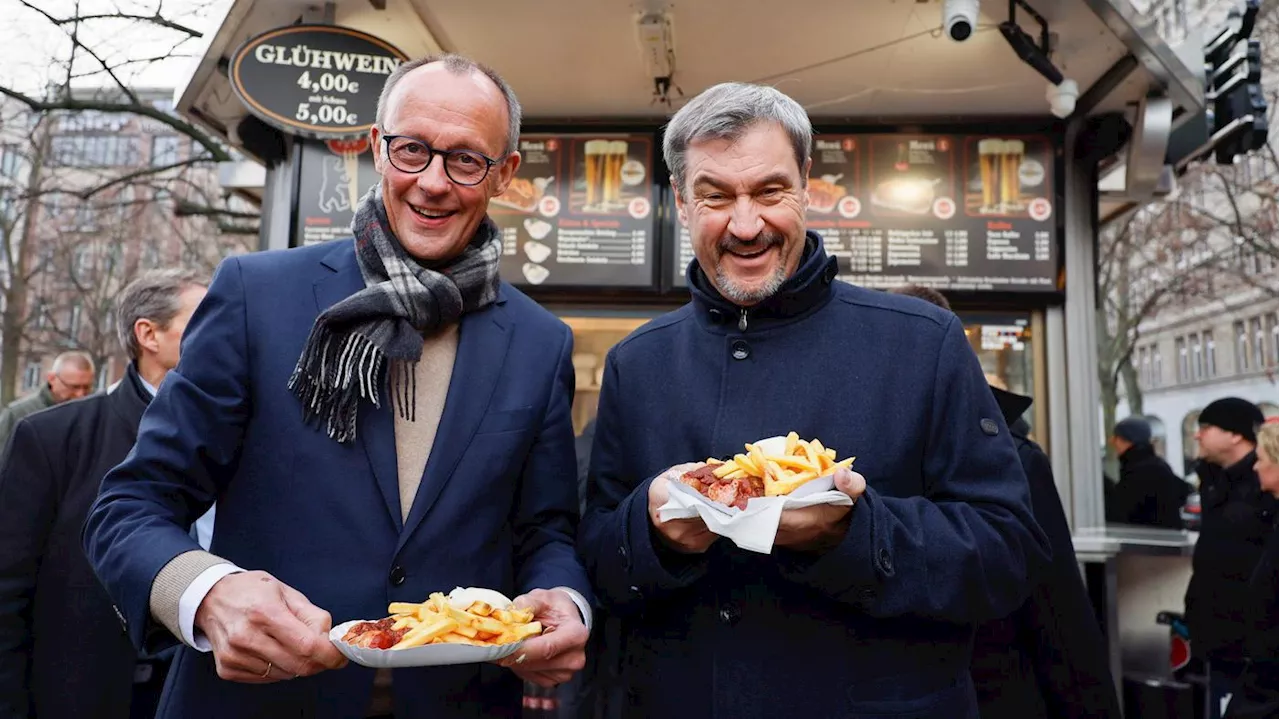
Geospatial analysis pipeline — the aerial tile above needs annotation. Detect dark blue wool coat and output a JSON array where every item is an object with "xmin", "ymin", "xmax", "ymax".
[{"xmin": 579, "ymin": 235, "xmax": 1049, "ymax": 719}]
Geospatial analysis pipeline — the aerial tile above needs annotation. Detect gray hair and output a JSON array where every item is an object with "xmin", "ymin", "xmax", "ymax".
[
  {"xmin": 116, "ymin": 268, "xmax": 206, "ymax": 361},
  {"xmin": 663, "ymin": 82, "xmax": 814, "ymax": 200},
  {"xmin": 51, "ymin": 351, "xmax": 94, "ymax": 375},
  {"xmin": 375, "ymin": 53, "xmax": 522, "ymax": 156}
]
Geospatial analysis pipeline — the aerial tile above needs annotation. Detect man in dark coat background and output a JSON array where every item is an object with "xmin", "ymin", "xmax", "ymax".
[
  {"xmin": 579, "ymin": 83, "xmax": 1048, "ymax": 719},
  {"xmin": 1185, "ymin": 397, "xmax": 1273, "ymax": 719},
  {"xmin": 0, "ymin": 269, "xmax": 206, "ymax": 719},
  {"xmin": 0, "ymin": 351, "xmax": 96, "ymax": 463},
  {"xmin": 973, "ymin": 387, "xmax": 1122, "ymax": 719},
  {"xmin": 1105, "ymin": 416, "xmax": 1191, "ymax": 529},
  {"xmin": 890, "ymin": 284, "xmax": 1121, "ymax": 719}
]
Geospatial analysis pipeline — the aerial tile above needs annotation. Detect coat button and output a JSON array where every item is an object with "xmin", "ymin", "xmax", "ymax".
[
  {"xmin": 718, "ymin": 605, "xmax": 741, "ymax": 625},
  {"xmin": 389, "ymin": 565, "xmax": 406, "ymax": 586},
  {"xmin": 823, "ymin": 262, "xmax": 837, "ymax": 283},
  {"xmin": 731, "ymin": 340, "xmax": 750, "ymax": 360},
  {"xmin": 709, "ymin": 309, "xmax": 726, "ymax": 324},
  {"xmin": 877, "ymin": 548, "xmax": 893, "ymax": 574}
]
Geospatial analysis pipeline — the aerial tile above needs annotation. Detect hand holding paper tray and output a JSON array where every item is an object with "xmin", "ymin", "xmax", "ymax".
[{"xmin": 657, "ymin": 434, "xmax": 857, "ymax": 553}]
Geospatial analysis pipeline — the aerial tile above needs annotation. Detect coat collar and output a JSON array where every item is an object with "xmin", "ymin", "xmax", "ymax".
[
  {"xmin": 687, "ymin": 231, "xmax": 838, "ymax": 333},
  {"xmin": 106, "ymin": 362, "xmax": 152, "ymax": 435},
  {"xmin": 990, "ymin": 386, "xmax": 1033, "ymax": 428}
]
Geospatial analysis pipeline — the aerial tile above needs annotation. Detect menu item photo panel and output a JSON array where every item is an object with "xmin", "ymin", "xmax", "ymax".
[
  {"xmin": 867, "ymin": 136, "xmax": 956, "ymax": 220},
  {"xmin": 966, "ymin": 136, "xmax": 1052, "ymax": 221},
  {"xmin": 490, "ymin": 133, "xmax": 658, "ymax": 289}
]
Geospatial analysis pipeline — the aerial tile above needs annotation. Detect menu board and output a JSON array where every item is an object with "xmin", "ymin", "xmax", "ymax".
[
  {"xmin": 671, "ymin": 132, "xmax": 1057, "ymax": 292},
  {"xmin": 294, "ymin": 138, "xmax": 379, "ymax": 246},
  {"xmin": 491, "ymin": 133, "xmax": 657, "ymax": 288}
]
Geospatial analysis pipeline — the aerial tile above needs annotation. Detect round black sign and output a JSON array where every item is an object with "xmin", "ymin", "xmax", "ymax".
[{"xmin": 229, "ymin": 25, "xmax": 409, "ymax": 139}]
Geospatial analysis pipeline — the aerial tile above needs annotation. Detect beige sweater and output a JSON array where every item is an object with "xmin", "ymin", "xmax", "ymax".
[{"xmin": 149, "ymin": 329, "xmax": 459, "ymax": 710}]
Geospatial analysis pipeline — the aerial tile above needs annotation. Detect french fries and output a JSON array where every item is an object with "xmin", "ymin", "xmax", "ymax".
[
  {"xmin": 707, "ymin": 432, "xmax": 854, "ymax": 497},
  {"xmin": 347, "ymin": 592, "xmax": 544, "ymax": 651}
]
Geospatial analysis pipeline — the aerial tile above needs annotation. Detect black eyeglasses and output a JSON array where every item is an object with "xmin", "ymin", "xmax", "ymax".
[{"xmin": 380, "ymin": 134, "xmax": 501, "ymax": 186}]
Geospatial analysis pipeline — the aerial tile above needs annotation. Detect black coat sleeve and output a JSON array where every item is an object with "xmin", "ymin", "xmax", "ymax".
[
  {"xmin": 1015, "ymin": 440, "xmax": 1122, "ymax": 719},
  {"xmin": 1105, "ymin": 473, "xmax": 1148, "ymax": 526},
  {"xmin": 0, "ymin": 420, "xmax": 62, "ymax": 718}
]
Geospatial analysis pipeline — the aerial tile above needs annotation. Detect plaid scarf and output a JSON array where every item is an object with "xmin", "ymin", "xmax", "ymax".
[{"xmin": 288, "ymin": 184, "xmax": 502, "ymax": 443}]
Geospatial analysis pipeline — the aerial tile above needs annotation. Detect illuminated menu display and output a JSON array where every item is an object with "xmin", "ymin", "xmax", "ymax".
[
  {"xmin": 491, "ymin": 133, "xmax": 657, "ymax": 288},
  {"xmin": 671, "ymin": 132, "xmax": 1058, "ymax": 292}
]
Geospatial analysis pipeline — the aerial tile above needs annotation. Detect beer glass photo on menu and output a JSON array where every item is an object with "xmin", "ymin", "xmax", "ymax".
[
  {"xmin": 965, "ymin": 136, "xmax": 1048, "ymax": 218},
  {"xmin": 572, "ymin": 137, "xmax": 649, "ymax": 215}
]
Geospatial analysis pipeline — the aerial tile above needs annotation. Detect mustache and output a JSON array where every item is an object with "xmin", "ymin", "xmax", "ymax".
[{"xmin": 717, "ymin": 230, "xmax": 785, "ymax": 254}]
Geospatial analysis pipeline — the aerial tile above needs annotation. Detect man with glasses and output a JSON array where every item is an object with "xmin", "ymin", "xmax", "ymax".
[
  {"xmin": 0, "ymin": 351, "xmax": 95, "ymax": 461},
  {"xmin": 84, "ymin": 54, "xmax": 591, "ymax": 719}
]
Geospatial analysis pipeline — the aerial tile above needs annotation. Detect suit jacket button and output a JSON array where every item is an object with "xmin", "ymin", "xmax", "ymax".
[
  {"xmin": 718, "ymin": 605, "xmax": 741, "ymax": 625},
  {"xmin": 389, "ymin": 566, "xmax": 406, "ymax": 586}
]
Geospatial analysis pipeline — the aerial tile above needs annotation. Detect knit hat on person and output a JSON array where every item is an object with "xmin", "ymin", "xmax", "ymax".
[
  {"xmin": 1198, "ymin": 397, "xmax": 1265, "ymax": 444},
  {"xmin": 1113, "ymin": 417, "xmax": 1153, "ymax": 445}
]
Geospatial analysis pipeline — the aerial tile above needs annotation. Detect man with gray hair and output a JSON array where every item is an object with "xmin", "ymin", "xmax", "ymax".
[
  {"xmin": 579, "ymin": 82, "xmax": 1047, "ymax": 718},
  {"xmin": 0, "ymin": 350, "xmax": 96, "ymax": 459},
  {"xmin": 0, "ymin": 268, "xmax": 205, "ymax": 719},
  {"xmin": 84, "ymin": 53, "xmax": 591, "ymax": 719}
]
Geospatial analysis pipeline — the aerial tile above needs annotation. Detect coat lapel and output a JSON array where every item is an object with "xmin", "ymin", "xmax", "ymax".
[
  {"xmin": 312, "ymin": 243, "xmax": 404, "ymax": 530},
  {"xmin": 397, "ymin": 294, "xmax": 512, "ymax": 551}
]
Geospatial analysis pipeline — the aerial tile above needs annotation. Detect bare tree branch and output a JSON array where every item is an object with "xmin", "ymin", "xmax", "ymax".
[
  {"xmin": 0, "ymin": 87, "xmax": 232, "ymax": 161},
  {"xmin": 48, "ymin": 13, "xmax": 204, "ymax": 38},
  {"xmin": 78, "ymin": 156, "xmax": 216, "ymax": 199}
]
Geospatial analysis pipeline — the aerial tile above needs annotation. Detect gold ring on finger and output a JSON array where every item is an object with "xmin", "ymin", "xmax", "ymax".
[{"xmin": 260, "ymin": 661, "xmax": 273, "ymax": 679}]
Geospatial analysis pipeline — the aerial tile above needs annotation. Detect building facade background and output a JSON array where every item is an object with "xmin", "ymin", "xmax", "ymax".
[
  {"xmin": 0, "ymin": 86, "xmax": 257, "ymax": 399},
  {"xmin": 1116, "ymin": 0, "xmax": 1279, "ymax": 473}
]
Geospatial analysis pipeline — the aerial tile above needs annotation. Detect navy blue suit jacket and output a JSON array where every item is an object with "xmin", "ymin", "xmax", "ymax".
[{"xmin": 84, "ymin": 240, "xmax": 590, "ymax": 719}]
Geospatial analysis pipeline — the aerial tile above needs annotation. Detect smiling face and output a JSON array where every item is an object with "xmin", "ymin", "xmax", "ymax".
[
  {"xmin": 369, "ymin": 62, "xmax": 520, "ymax": 263},
  {"xmin": 673, "ymin": 121, "xmax": 810, "ymax": 306}
]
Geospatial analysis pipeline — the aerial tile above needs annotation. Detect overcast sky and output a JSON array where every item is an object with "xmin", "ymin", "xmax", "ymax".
[{"xmin": 1, "ymin": 0, "xmax": 232, "ymax": 97}]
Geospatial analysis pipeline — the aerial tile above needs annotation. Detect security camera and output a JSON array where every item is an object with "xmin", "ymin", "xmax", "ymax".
[
  {"xmin": 944, "ymin": 0, "xmax": 980, "ymax": 42},
  {"xmin": 1046, "ymin": 79, "xmax": 1079, "ymax": 119}
]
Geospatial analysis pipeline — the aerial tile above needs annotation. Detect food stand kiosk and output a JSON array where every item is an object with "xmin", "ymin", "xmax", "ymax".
[{"xmin": 177, "ymin": 0, "xmax": 1217, "ymax": 707}]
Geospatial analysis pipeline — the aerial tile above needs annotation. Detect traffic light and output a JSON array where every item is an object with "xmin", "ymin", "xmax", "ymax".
[
  {"xmin": 1205, "ymin": 0, "xmax": 1269, "ymax": 164},
  {"xmin": 1166, "ymin": 0, "xmax": 1269, "ymax": 168}
]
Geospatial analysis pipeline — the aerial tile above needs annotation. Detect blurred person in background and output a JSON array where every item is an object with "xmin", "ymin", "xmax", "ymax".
[
  {"xmin": 1222, "ymin": 419, "xmax": 1277, "ymax": 719},
  {"xmin": 1105, "ymin": 417, "xmax": 1191, "ymax": 529},
  {"xmin": 0, "ymin": 269, "xmax": 206, "ymax": 719},
  {"xmin": 1185, "ymin": 398, "xmax": 1274, "ymax": 719},
  {"xmin": 0, "ymin": 351, "xmax": 96, "ymax": 461},
  {"xmin": 891, "ymin": 284, "xmax": 1121, "ymax": 719}
]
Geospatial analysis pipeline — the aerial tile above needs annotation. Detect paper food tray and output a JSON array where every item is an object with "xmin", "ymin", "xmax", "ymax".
[{"xmin": 329, "ymin": 587, "xmax": 530, "ymax": 668}]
